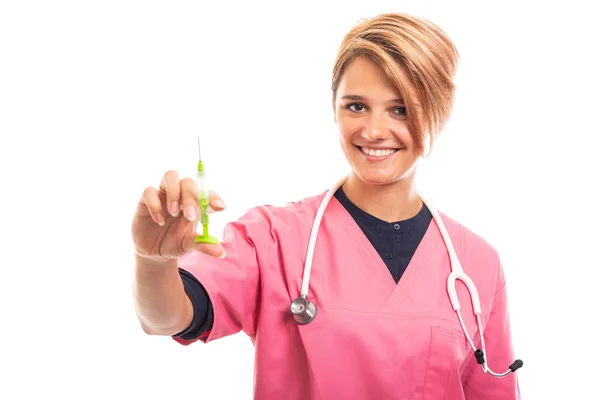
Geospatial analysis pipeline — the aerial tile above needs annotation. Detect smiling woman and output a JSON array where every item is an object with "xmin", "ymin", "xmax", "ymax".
[
  {"xmin": 331, "ymin": 14, "xmax": 459, "ymax": 222},
  {"xmin": 132, "ymin": 11, "xmax": 522, "ymax": 400}
]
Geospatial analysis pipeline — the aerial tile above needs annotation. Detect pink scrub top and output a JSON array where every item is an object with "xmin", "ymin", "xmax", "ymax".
[{"xmin": 174, "ymin": 191, "xmax": 521, "ymax": 399}]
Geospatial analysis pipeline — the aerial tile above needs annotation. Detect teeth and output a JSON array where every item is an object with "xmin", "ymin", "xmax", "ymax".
[{"xmin": 361, "ymin": 147, "xmax": 397, "ymax": 157}]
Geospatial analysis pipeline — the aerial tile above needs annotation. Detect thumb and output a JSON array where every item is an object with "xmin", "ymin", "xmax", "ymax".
[
  {"xmin": 181, "ymin": 229, "xmax": 225, "ymax": 258},
  {"xmin": 195, "ymin": 242, "xmax": 226, "ymax": 258}
]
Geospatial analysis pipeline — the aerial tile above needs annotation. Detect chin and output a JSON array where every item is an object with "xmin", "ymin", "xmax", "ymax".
[{"xmin": 354, "ymin": 169, "xmax": 404, "ymax": 186}]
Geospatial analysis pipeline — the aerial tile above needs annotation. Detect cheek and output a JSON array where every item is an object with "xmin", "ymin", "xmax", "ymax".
[
  {"xmin": 337, "ymin": 114, "xmax": 361, "ymax": 140},
  {"xmin": 391, "ymin": 122, "xmax": 414, "ymax": 147}
]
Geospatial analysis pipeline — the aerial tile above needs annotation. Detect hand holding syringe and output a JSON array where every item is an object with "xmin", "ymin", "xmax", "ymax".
[{"xmin": 131, "ymin": 138, "xmax": 226, "ymax": 260}]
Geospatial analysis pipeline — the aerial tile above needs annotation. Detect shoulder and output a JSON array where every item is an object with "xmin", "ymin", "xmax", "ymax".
[
  {"xmin": 436, "ymin": 210, "xmax": 505, "ymax": 287},
  {"xmin": 237, "ymin": 191, "xmax": 327, "ymax": 228},
  {"xmin": 438, "ymin": 211, "xmax": 499, "ymax": 257},
  {"xmin": 221, "ymin": 191, "xmax": 328, "ymax": 260}
]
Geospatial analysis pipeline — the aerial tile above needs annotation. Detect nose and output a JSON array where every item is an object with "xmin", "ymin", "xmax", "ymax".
[{"xmin": 362, "ymin": 111, "xmax": 389, "ymax": 141}]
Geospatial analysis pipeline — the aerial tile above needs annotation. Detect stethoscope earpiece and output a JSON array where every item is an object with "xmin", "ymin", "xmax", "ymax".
[{"xmin": 290, "ymin": 296, "xmax": 317, "ymax": 325}]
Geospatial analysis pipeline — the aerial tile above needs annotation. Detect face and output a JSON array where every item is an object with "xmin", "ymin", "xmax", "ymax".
[{"xmin": 333, "ymin": 56, "xmax": 425, "ymax": 186}]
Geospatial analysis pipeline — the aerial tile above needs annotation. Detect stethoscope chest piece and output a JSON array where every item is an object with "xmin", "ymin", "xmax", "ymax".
[{"xmin": 290, "ymin": 295, "xmax": 317, "ymax": 325}]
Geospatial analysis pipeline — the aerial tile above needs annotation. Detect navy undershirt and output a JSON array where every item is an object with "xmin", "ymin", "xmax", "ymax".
[{"xmin": 174, "ymin": 187, "xmax": 432, "ymax": 340}]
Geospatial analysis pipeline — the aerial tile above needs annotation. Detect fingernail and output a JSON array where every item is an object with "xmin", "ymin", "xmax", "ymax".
[
  {"xmin": 186, "ymin": 206, "xmax": 197, "ymax": 221},
  {"xmin": 218, "ymin": 249, "xmax": 227, "ymax": 259},
  {"xmin": 156, "ymin": 212, "xmax": 165, "ymax": 226},
  {"xmin": 170, "ymin": 201, "xmax": 179, "ymax": 216},
  {"xmin": 215, "ymin": 200, "xmax": 225, "ymax": 209}
]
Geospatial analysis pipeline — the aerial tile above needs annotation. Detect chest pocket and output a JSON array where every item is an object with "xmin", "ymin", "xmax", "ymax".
[{"xmin": 422, "ymin": 325, "xmax": 469, "ymax": 400}]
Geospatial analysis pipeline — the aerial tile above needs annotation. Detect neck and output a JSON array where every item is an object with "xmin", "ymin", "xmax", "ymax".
[{"xmin": 342, "ymin": 172, "xmax": 422, "ymax": 223}]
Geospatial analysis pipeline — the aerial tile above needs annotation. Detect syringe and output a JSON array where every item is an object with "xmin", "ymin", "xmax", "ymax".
[{"xmin": 195, "ymin": 137, "xmax": 219, "ymax": 244}]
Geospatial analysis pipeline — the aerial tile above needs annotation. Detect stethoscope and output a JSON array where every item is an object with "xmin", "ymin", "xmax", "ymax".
[{"xmin": 290, "ymin": 177, "xmax": 523, "ymax": 378}]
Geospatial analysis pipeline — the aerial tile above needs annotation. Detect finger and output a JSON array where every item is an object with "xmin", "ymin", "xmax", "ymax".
[
  {"xmin": 159, "ymin": 170, "xmax": 181, "ymax": 217},
  {"xmin": 181, "ymin": 233, "xmax": 226, "ymax": 258},
  {"xmin": 208, "ymin": 190, "xmax": 226, "ymax": 213},
  {"xmin": 180, "ymin": 178, "xmax": 198, "ymax": 222},
  {"xmin": 141, "ymin": 186, "xmax": 165, "ymax": 226},
  {"xmin": 195, "ymin": 243, "xmax": 226, "ymax": 258}
]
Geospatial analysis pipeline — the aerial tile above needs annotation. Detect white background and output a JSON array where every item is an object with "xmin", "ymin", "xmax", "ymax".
[{"xmin": 1, "ymin": 1, "xmax": 599, "ymax": 399}]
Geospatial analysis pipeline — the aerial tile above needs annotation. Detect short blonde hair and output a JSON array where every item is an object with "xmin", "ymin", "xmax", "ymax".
[{"xmin": 332, "ymin": 13, "xmax": 460, "ymax": 155}]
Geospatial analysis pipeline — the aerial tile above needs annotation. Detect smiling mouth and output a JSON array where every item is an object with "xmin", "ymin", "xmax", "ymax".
[{"xmin": 356, "ymin": 146, "xmax": 401, "ymax": 157}]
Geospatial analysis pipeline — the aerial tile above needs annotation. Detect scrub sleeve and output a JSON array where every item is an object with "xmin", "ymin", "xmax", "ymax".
[{"xmin": 173, "ymin": 206, "xmax": 272, "ymax": 345}]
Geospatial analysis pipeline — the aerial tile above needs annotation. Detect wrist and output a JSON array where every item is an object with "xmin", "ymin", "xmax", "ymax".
[{"xmin": 135, "ymin": 253, "xmax": 178, "ymax": 271}]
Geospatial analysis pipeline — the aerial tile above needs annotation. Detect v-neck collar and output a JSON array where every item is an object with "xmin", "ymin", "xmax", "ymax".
[{"xmin": 327, "ymin": 194, "xmax": 440, "ymax": 311}]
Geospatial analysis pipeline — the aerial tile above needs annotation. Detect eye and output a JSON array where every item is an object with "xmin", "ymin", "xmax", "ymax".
[
  {"xmin": 345, "ymin": 102, "xmax": 366, "ymax": 112},
  {"xmin": 393, "ymin": 106, "xmax": 407, "ymax": 116}
]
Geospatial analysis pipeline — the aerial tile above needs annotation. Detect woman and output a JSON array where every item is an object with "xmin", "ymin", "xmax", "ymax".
[{"xmin": 132, "ymin": 12, "xmax": 522, "ymax": 399}]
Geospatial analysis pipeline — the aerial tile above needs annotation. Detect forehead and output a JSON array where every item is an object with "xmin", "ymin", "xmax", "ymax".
[{"xmin": 336, "ymin": 56, "xmax": 415, "ymax": 101}]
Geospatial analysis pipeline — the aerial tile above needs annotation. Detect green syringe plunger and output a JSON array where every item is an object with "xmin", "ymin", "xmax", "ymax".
[{"xmin": 194, "ymin": 138, "xmax": 219, "ymax": 245}]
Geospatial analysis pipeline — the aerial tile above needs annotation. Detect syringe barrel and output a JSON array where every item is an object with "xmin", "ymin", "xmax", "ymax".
[
  {"xmin": 196, "ymin": 171, "xmax": 209, "ymax": 198},
  {"xmin": 196, "ymin": 172, "xmax": 210, "ymax": 226}
]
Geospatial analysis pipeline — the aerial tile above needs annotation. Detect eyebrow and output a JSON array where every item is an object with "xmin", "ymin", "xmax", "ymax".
[{"xmin": 340, "ymin": 95, "xmax": 421, "ymax": 108}]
